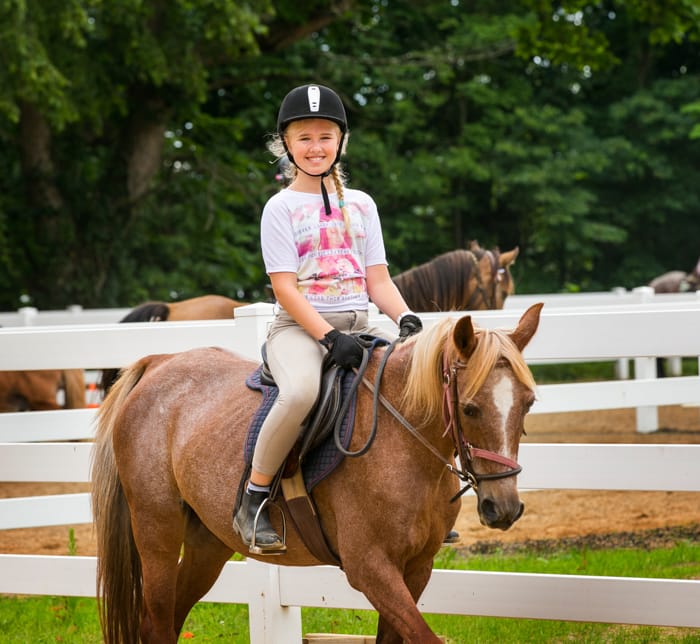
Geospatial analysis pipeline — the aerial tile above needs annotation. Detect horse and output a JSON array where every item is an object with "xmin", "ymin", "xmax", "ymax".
[
  {"xmin": 0, "ymin": 369, "xmax": 86, "ymax": 412},
  {"xmin": 391, "ymin": 241, "xmax": 519, "ymax": 312},
  {"xmin": 649, "ymin": 258, "xmax": 700, "ymax": 377},
  {"xmin": 91, "ymin": 302, "xmax": 542, "ymax": 643},
  {"xmin": 115, "ymin": 294, "xmax": 247, "ymax": 322},
  {"xmin": 648, "ymin": 257, "xmax": 700, "ymax": 294},
  {"xmin": 99, "ymin": 294, "xmax": 246, "ymax": 394}
]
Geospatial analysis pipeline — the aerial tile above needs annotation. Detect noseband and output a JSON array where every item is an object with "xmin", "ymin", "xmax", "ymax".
[{"xmin": 442, "ymin": 350, "xmax": 522, "ymax": 499}]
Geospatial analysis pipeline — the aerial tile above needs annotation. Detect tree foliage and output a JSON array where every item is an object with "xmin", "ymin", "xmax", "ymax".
[{"xmin": 0, "ymin": 0, "xmax": 698, "ymax": 308}]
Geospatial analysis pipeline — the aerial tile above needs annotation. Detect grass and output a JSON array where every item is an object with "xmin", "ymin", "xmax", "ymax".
[
  {"xmin": 530, "ymin": 358, "xmax": 699, "ymax": 384},
  {"xmin": 1, "ymin": 540, "xmax": 698, "ymax": 643}
]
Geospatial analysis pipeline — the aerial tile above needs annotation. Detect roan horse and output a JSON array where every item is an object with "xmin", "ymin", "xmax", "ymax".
[
  {"xmin": 392, "ymin": 242, "xmax": 519, "ymax": 312},
  {"xmin": 91, "ymin": 302, "xmax": 542, "ymax": 643},
  {"xmin": 0, "ymin": 369, "xmax": 85, "ymax": 412}
]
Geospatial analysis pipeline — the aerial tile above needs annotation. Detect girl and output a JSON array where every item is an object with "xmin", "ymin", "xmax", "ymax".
[{"xmin": 234, "ymin": 84, "xmax": 422, "ymax": 553}]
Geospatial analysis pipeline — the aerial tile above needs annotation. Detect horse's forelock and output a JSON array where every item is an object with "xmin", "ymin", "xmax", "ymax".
[{"xmin": 400, "ymin": 321, "xmax": 535, "ymax": 427}]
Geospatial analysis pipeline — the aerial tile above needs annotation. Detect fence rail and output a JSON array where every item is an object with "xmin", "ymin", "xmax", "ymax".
[{"xmin": 1, "ymin": 299, "xmax": 700, "ymax": 640}]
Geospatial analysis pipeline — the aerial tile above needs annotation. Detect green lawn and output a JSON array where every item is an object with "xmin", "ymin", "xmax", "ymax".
[{"xmin": 1, "ymin": 539, "xmax": 698, "ymax": 643}]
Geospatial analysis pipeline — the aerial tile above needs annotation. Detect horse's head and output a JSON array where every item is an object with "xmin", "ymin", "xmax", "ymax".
[
  {"xmin": 449, "ymin": 302, "xmax": 540, "ymax": 529},
  {"xmin": 402, "ymin": 302, "xmax": 542, "ymax": 531},
  {"xmin": 469, "ymin": 242, "xmax": 519, "ymax": 310}
]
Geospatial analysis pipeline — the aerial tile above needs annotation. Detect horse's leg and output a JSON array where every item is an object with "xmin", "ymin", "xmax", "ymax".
[
  {"xmin": 130, "ymin": 504, "xmax": 187, "ymax": 644},
  {"xmin": 375, "ymin": 556, "xmax": 437, "ymax": 643},
  {"xmin": 343, "ymin": 552, "xmax": 441, "ymax": 644},
  {"xmin": 173, "ymin": 511, "xmax": 234, "ymax": 635}
]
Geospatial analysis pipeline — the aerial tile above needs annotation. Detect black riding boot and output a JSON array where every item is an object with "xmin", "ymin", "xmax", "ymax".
[{"xmin": 233, "ymin": 490, "xmax": 286, "ymax": 554}]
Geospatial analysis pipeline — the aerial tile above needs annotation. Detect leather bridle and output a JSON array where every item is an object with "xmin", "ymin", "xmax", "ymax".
[
  {"xmin": 441, "ymin": 350, "xmax": 522, "ymax": 500},
  {"xmin": 336, "ymin": 337, "xmax": 523, "ymax": 502},
  {"xmin": 465, "ymin": 250, "xmax": 503, "ymax": 311}
]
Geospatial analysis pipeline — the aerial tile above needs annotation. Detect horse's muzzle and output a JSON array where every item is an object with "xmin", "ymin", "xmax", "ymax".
[{"xmin": 478, "ymin": 498, "xmax": 525, "ymax": 530}]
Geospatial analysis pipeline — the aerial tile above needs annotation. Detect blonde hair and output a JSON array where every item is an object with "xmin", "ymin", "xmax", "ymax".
[
  {"xmin": 401, "ymin": 318, "xmax": 537, "ymax": 429},
  {"xmin": 268, "ymin": 123, "xmax": 351, "ymax": 231}
]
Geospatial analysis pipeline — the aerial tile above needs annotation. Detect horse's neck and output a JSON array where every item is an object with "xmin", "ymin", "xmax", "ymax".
[{"xmin": 364, "ymin": 345, "xmax": 453, "ymax": 460}]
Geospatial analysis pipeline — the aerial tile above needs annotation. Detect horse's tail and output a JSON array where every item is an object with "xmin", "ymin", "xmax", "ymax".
[
  {"xmin": 61, "ymin": 369, "xmax": 86, "ymax": 409},
  {"xmin": 92, "ymin": 360, "xmax": 149, "ymax": 644},
  {"xmin": 98, "ymin": 302, "xmax": 171, "ymax": 395}
]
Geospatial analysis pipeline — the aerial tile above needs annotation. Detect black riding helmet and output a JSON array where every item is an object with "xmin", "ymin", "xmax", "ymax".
[{"xmin": 277, "ymin": 84, "xmax": 347, "ymax": 215}]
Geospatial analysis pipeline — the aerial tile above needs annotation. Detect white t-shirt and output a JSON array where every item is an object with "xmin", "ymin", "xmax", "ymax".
[{"xmin": 261, "ymin": 187, "xmax": 388, "ymax": 312}]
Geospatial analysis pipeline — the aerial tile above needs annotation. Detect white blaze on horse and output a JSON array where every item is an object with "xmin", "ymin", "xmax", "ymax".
[{"xmin": 91, "ymin": 303, "xmax": 542, "ymax": 643}]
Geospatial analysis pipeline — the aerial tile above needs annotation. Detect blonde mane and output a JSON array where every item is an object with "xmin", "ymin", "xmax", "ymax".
[{"xmin": 401, "ymin": 317, "xmax": 537, "ymax": 428}]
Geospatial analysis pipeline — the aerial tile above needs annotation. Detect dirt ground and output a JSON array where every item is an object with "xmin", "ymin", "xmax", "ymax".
[{"xmin": 1, "ymin": 405, "xmax": 699, "ymax": 556}]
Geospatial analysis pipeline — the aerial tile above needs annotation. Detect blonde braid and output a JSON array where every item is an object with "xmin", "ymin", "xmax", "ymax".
[{"xmin": 332, "ymin": 165, "xmax": 351, "ymax": 233}]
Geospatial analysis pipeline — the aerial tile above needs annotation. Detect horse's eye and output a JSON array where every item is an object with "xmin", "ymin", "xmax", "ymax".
[{"xmin": 462, "ymin": 403, "xmax": 479, "ymax": 418}]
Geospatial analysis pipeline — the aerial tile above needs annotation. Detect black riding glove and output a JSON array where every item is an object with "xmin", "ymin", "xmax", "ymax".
[
  {"xmin": 398, "ymin": 313, "xmax": 423, "ymax": 339},
  {"xmin": 320, "ymin": 329, "xmax": 364, "ymax": 370}
]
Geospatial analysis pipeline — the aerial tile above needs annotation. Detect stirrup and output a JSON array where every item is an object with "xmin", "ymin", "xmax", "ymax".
[{"xmin": 249, "ymin": 496, "xmax": 287, "ymax": 556}]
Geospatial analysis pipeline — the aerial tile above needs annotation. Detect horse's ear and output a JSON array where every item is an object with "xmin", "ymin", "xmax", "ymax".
[
  {"xmin": 468, "ymin": 239, "xmax": 481, "ymax": 252},
  {"xmin": 453, "ymin": 315, "xmax": 479, "ymax": 360},
  {"xmin": 509, "ymin": 302, "xmax": 543, "ymax": 351},
  {"xmin": 499, "ymin": 246, "xmax": 519, "ymax": 267}
]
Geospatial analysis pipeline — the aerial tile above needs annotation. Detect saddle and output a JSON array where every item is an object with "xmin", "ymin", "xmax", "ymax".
[{"xmin": 238, "ymin": 334, "xmax": 388, "ymax": 565}]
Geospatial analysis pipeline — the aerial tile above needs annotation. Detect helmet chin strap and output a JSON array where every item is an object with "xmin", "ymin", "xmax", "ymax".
[
  {"xmin": 293, "ymin": 164, "xmax": 335, "ymax": 216},
  {"xmin": 284, "ymin": 134, "xmax": 345, "ymax": 217}
]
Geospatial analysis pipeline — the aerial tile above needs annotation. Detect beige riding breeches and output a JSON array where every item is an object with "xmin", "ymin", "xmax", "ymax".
[{"xmin": 251, "ymin": 309, "xmax": 395, "ymax": 477}]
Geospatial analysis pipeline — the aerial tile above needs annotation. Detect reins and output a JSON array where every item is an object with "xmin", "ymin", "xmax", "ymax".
[{"xmin": 334, "ymin": 334, "xmax": 523, "ymax": 501}]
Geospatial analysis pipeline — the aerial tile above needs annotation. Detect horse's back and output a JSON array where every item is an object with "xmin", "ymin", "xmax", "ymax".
[
  {"xmin": 649, "ymin": 270, "xmax": 687, "ymax": 293},
  {"xmin": 167, "ymin": 295, "xmax": 244, "ymax": 320}
]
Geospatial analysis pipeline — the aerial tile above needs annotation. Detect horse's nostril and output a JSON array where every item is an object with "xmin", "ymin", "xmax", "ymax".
[
  {"xmin": 479, "ymin": 498, "xmax": 498, "ymax": 523},
  {"xmin": 479, "ymin": 498, "xmax": 524, "ymax": 528}
]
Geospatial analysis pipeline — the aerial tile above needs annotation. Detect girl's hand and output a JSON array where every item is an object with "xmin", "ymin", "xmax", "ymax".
[
  {"xmin": 399, "ymin": 313, "xmax": 423, "ymax": 338},
  {"xmin": 320, "ymin": 330, "xmax": 364, "ymax": 369}
]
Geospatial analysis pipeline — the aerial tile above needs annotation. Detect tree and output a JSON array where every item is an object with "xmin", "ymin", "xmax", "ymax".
[{"xmin": 0, "ymin": 0, "xmax": 354, "ymax": 307}]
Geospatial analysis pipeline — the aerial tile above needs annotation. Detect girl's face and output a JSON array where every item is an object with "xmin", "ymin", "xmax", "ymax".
[{"xmin": 285, "ymin": 119, "xmax": 341, "ymax": 177}]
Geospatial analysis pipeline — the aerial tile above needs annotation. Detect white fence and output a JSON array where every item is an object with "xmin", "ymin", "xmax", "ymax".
[{"xmin": 1, "ymin": 300, "xmax": 700, "ymax": 640}]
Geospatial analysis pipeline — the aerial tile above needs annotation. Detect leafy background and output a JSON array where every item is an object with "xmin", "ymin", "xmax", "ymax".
[{"xmin": 1, "ymin": 0, "xmax": 699, "ymax": 309}]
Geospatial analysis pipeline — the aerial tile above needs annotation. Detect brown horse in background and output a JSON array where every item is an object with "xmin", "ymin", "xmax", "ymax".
[
  {"xmin": 649, "ymin": 256, "xmax": 700, "ymax": 293},
  {"xmin": 0, "ymin": 369, "xmax": 86, "ymax": 412},
  {"xmin": 392, "ymin": 241, "xmax": 518, "ymax": 312},
  {"xmin": 91, "ymin": 303, "xmax": 542, "ymax": 643},
  {"xmin": 99, "ymin": 295, "xmax": 246, "ymax": 394}
]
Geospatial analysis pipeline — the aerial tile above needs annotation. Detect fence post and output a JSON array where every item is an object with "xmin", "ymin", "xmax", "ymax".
[
  {"xmin": 18, "ymin": 306, "xmax": 38, "ymax": 326},
  {"xmin": 629, "ymin": 287, "xmax": 659, "ymax": 433},
  {"xmin": 231, "ymin": 302, "xmax": 275, "ymax": 361},
  {"xmin": 246, "ymin": 560, "xmax": 303, "ymax": 643},
  {"xmin": 612, "ymin": 287, "xmax": 630, "ymax": 379}
]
